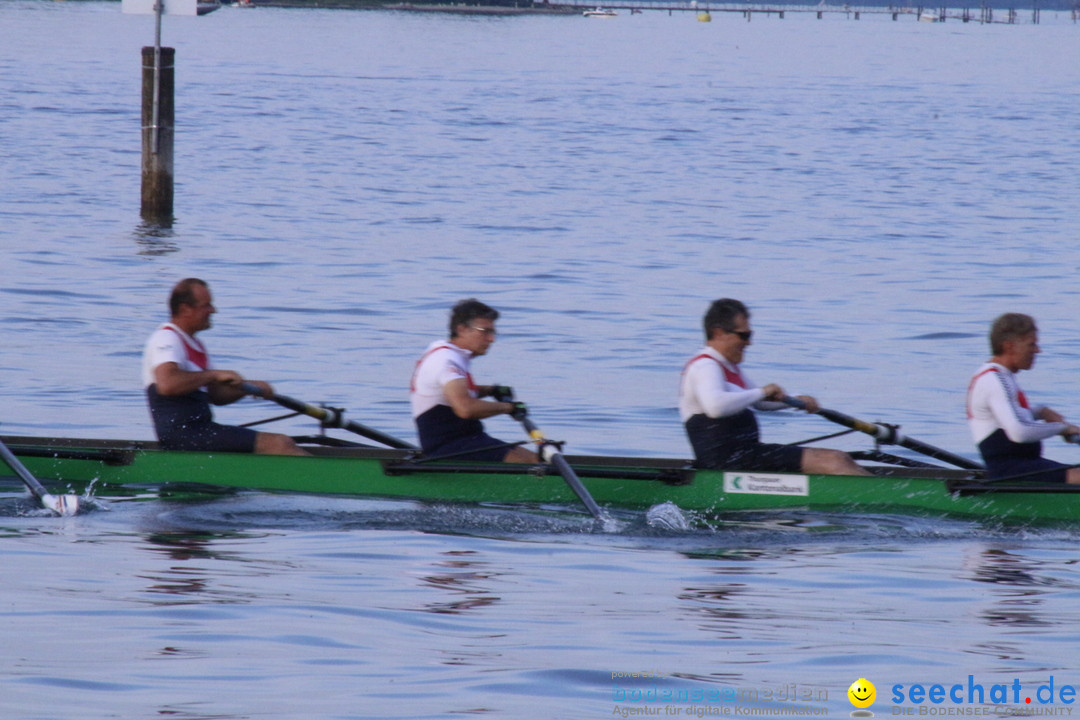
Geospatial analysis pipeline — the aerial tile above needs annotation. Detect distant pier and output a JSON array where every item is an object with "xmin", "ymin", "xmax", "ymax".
[{"xmin": 579, "ymin": 3, "xmax": 1048, "ymax": 23}]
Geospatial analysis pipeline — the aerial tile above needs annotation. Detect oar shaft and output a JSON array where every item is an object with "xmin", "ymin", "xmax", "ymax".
[
  {"xmin": 551, "ymin": 453, "xmax": 604, "ymax": 518},
  {"xmin": 0, "ymin": 438, "xmax": 78, "ymax": 516},
  {"xmin": 894, "ymin": 435, "xmax": 982, "ymax": 470},
  {"xmin": 0, "ymin": 439, "xmax": 50, "ymax": 501},
  {"xmin": 241, "ymin": 383, "xmax": 416, "ymax": 450},
  {"xmin": 785, "ymin": 398, "xmax": 982, "ymax": 471},
  {"xmin": 339, "ymin": 419, "xmax": 416, "ymax": 451},
  {"xmin": 816, "ymin": 407, "xmax": 895, "ymax": 441},
  {"xmin": 785, "ymin": 398, "xmax": 891, "ymax": 440},
  {"xmin": 519, "ymin": 415, "xmax": 604, "ymax": 519},
  {"xmin": 241, "ymin": 382, "xmax": 333, "ymax": 422}
]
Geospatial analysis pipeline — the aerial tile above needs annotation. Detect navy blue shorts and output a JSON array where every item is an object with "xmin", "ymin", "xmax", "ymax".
[
  {"xmin": 985, "ymin": 456, "xmax": 1067, "ymax": 483},
  {"xmin": 148, "ymin": 386, "xmax": 258, "ymax": 453},
  {"xmin": 159, "ymin": 421, "xmax": 258, "ymax": 453},
  {"xmin": 425, "ymin": 432, "xmax": 512, "ymax": 462},
  {"xmin": 716, "ymin": 442, "xmax": 805, "ymax": 473}
]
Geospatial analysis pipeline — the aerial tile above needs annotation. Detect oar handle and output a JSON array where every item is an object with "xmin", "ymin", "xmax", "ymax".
[
  {"xmin": 241, "ymin": 382, "xmax": 270, "ymax": 399},
  {"xmin": 241, "ymin": 381, "xmax": 267, "ymax": 398}
]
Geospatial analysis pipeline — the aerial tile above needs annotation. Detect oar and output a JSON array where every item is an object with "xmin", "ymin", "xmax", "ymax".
[
  {"xmin": 0, "ymin": 437, "xmax": 79, "ymax": 516},
  {"xmin": 493, "ymin": 388, "xmax": 605, "ymax": 518},
  {"xmin": 240, "ymin": 383, "xmax": 417, "ymax": 450},
  {"xmin": 784, "ymin": 397, "xmax": 983, "ymax": 470},
  {"xmin": 493, "ymin": 387, "xmax": 605, "ymax": 520},
  {"xmin": 515, "ymin": 412, "xmax": 607, "ymax": 520}
]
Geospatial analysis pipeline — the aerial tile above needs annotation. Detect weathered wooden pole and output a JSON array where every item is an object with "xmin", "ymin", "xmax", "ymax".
[{"xmin": 141, "ymin": 45, "xmax": 174, "ymax": 220}]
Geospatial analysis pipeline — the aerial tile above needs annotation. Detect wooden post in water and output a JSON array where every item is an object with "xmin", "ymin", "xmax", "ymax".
[{"xmin": 141, "ymin": 45, "xmax": 174, "ymax": 220}]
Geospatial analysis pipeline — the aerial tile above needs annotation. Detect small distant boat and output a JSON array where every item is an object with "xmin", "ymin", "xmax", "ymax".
[
  {"xmin": 231, "ymin": 0, "xmax": 255, "ymax": 7},
  {"xmin": 196, "ymin": 0, "xmax": 222, "ymax": 14},
  {"xmin": 919, "ymin": 9, "xmax": 941, "ymax": 21},
  {"xmin": 583, "ymin": 7, "xmax": 618, "ymax": 16}
]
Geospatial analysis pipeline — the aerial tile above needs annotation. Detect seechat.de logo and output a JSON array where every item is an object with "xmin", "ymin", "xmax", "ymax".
[{"xmin": 848, "ymin": 678, "xmax": 876, "ymax": 717}]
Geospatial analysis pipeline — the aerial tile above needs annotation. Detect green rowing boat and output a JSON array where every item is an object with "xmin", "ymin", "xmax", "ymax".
[{"xmin": 3, "ymin": 434, "xmax": 1080, "ymax": 523}]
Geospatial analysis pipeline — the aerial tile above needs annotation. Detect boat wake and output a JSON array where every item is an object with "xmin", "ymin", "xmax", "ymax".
[
  {"xmin": 133, "ymin": 495, "xmax": 1077, "ymax": 545},
  {"xmin": 4, "ymin": 484, "xmax": 1078, "ymax": 545},
  {"xmin": 145, "ymin": 496, "xmax": 737, "ymax": 540},
  {"xmin": 151, "ymin": 495, "xmax": 608, "ymax": 536}
]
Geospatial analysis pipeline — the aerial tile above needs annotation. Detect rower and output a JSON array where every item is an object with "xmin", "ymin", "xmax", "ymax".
[
  {"xmin": 409, "ymin": 299, "xmax": 537, "ymax": 463},
  {"xmin": 142, "ymin": 278, "xmax": 308, "ymax": 456},
  {"xmin": 678, "ymin": 298, "xmax": 869, "ymax": 475},
  {"xmin": 967, "ymin": 312, "xmax": 1080, "ymax": 483}
]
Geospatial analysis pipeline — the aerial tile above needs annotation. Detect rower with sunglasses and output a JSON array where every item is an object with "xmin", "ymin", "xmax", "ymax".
[{"xmin": 678, "ymin": 298, "xmax": 869, "ymax": 475}]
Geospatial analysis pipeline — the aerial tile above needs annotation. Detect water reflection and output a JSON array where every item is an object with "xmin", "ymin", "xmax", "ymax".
[
  {"xmin": 416, "ymin": 549, "xmax": 501, "ymax": 615},
  {"xmin": 137, "ymin": 531, "xmax": 268, "ymax": 604},
  {"xmin": 965, "ymin": 547, "xmax": 1059, "ymax": 629},
  {"xmin": 132, "ymin": 219, "xmax": 179, "ymax": 256},
  {"xmin": 152, "ymin": 705, "xmax": 246, "ymax": 720}
]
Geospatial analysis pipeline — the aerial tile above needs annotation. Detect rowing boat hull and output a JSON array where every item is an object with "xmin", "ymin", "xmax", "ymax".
[{"xmin": 4, "ymin": 436, "xmax": 1080, "ymax": 522}]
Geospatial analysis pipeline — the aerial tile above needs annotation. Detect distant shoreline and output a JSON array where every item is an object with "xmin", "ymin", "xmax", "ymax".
[
  {"xmin": 252, "ymin": 1, "xmax": 1077, "ymax": 13},
  {"xmin": 86, "ymin": 0, "xmax": 1079, "ymax": 13},
  {"xmin": 257, "ymin": 1, "xmax": 580, "ymax": 12}
]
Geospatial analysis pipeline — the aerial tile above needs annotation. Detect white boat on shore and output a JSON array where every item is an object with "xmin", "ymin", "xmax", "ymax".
[{"xmin": 583, "ymin": 7, "xmax": 618, "ymax": 16}]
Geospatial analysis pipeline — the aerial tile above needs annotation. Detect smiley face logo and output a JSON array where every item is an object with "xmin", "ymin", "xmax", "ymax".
[{"xmin": 848, "ymin": 678, "xmax": 876, "ymax": 709}]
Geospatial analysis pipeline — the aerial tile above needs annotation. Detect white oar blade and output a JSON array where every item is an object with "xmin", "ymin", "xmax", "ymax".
[{"xmin": 41, "ymin": 493, "xmax": 79, "ymax": 517}]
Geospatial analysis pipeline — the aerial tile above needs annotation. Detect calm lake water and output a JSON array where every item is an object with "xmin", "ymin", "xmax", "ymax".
[{"xmin": 3, "ymin": 2, "xmax": 1080, "ymax": 718}]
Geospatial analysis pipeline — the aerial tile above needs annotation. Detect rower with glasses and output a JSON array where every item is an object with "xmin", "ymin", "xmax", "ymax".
[
  {"xmin": 409, "ymin": 298, "xmax": 538, "ymax": 463},
  {"xmin": 678, "ymin": 298, "xmax": 869, "ymax": 475}
]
